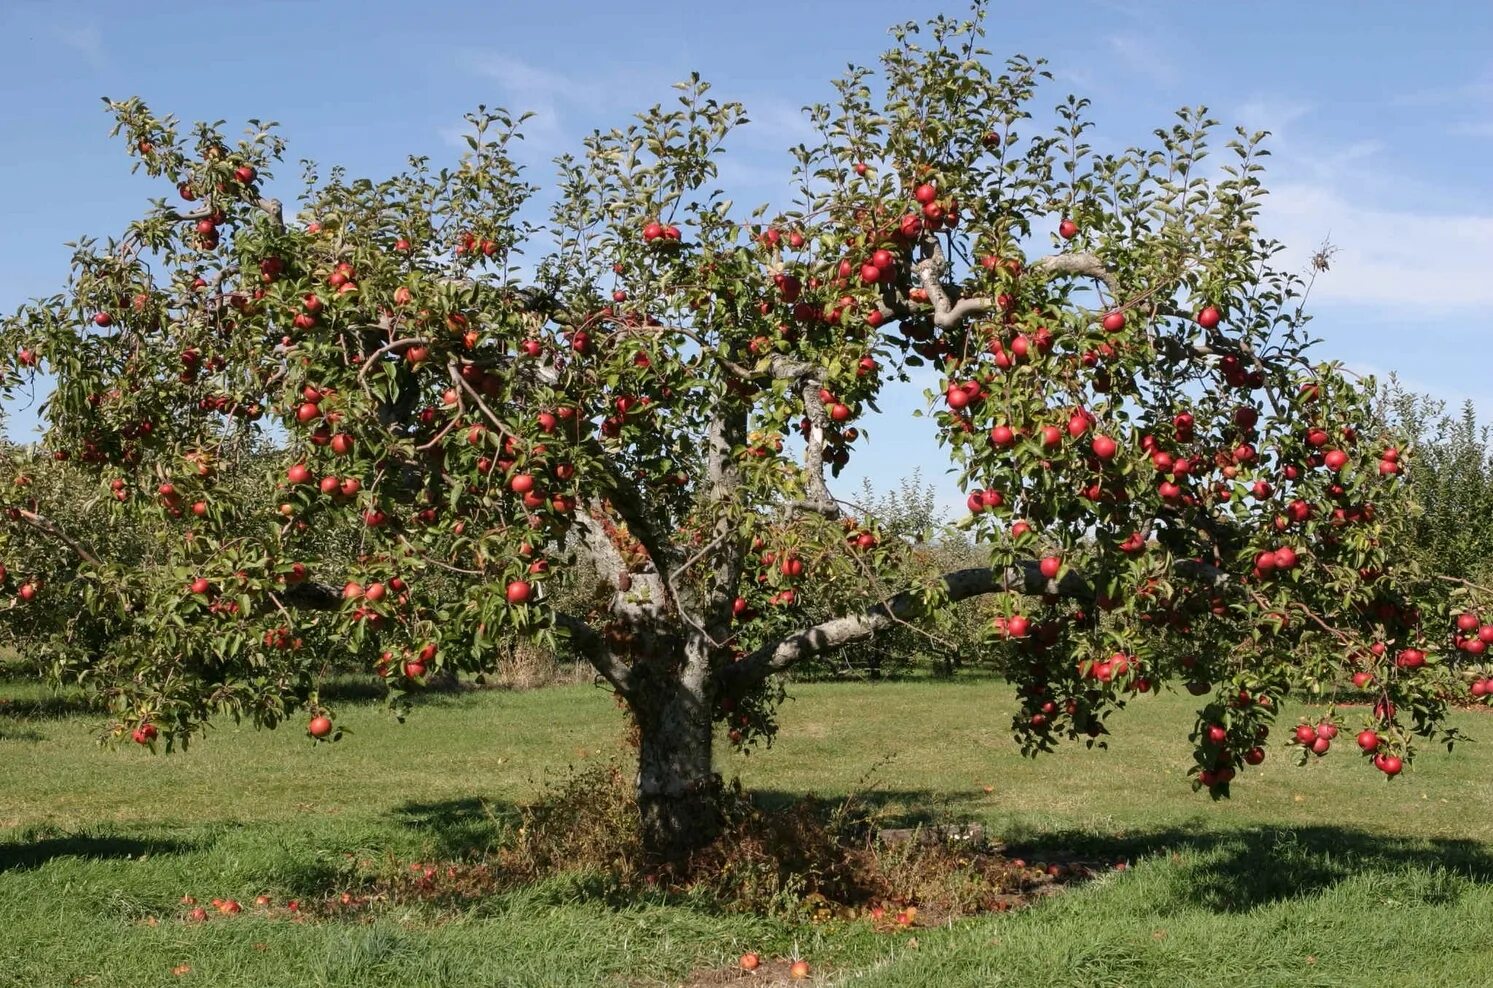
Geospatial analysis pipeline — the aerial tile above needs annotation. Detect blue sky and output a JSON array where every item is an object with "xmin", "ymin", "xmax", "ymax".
[{"xmin": 2, "ymin": 1, "xmax": 1490, "ymax": 513}]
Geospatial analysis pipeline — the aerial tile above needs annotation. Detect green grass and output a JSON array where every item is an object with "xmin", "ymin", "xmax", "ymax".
[{"xmin": 3, "ymin": 678, "xmax": 1493, "ymax": 986}]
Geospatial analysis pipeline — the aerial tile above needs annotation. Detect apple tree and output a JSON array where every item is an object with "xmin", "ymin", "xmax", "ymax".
[{"xmin": 2, "ymin": 6, "xmax": 1485, "ymax": 858}]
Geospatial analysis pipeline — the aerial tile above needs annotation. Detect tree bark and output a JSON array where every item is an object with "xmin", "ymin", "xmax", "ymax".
[{"xmin": 630, "ymin": 641, "xmax": 721, "ymax": 861}]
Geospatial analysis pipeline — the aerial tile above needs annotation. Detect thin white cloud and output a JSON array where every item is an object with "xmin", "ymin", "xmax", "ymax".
[
  {"xmin": 1225, "ymin": 92, "xmax": 1493, "ymax": 314},
  {"xmin": 1105, "ymin": 33, "xmax": 1178, "ymax": 85},
  {"xmin": 56, "ymin": 23, "xmax": 105, "ymax": 71},
  {"xmin": 1389, "ymin": 69, "xmax": 1493, "ymax": 141},
  {"xmin": 1388, "ymin": 71, "xmax": 1493, "ymax": 108},
  {"xmin": 1263, "ymin": 180, "xmax": 1493, "ymax": 312},
  {"xmin": 472, "ymin": 57, "xmax": 602, "ymax": 106},
  {"xmin": 446, "ymin": 53, "xmax": 818, "ymax": 199},
  {"xmin": 463, "ymin": 55, "xmax": 601, "ymax": 155},
  {"xmin": 735, "ymin": 96, "xmax": 818, "ymax": 149},
  {"xmin": 1450, "ymin": 120, "xmax": 1493, "ymax": 138},
  {"xmin": 1232, "ymin": 97, "xmax": 1383, "ymax": 178},
  {"xmin": 1092, "ymin": 0, "xmax": 1154, "ymax": 19},
  {"xmin": 1236, "ymin": 97, "xmax": 1313, "ymax": 138}
]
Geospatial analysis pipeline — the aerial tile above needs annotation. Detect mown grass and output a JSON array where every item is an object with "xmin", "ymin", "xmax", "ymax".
[{"xmin": 3, "ymin": 677, "xmax": 1493, "ymax": 986}]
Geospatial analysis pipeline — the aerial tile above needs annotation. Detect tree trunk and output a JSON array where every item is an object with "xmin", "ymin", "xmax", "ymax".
[{"xmin": 632, "ymin": 672, "xmax": 720, "ymax": 862}]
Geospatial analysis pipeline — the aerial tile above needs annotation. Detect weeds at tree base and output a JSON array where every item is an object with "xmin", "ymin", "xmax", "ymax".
[{"xmin": 191, "ymin": 763, "xmax": 1114, "ymax": 926}]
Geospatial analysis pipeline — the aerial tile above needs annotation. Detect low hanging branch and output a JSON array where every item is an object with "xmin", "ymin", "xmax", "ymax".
[{"xmin": 718, "ymin": 556, "xmax": 1230, "ymax": 694}]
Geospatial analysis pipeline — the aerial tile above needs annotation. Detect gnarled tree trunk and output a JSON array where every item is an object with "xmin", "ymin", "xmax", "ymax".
[{"xmin": 629, "ymin": 641, "xmax": 721, "ymax": 861}]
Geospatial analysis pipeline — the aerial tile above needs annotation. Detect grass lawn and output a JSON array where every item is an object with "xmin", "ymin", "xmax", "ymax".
[{"xmin": 3, "ymin": 677, "xmax": 1493, "ymax": 987}]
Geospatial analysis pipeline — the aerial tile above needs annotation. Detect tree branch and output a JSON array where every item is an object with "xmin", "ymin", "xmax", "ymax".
[
  {"xmin": 12, "ymin": 509, "xmax": 101, "ymax": 566},
  {"xmin": 698, "ymin": 398, "xmax": 749, "ymax": 640},
  {"xmin": 573, "ymin": 504, "xmax": 672, "ymax": 626},
  {"xmin": 551, "ymin": 610, "xmax": 632, "ymax": 694},
  {"xmin": 255, "ymin": 197, "xmax": 285, "ymax": 231},
  {"xmin": 579, "ymin": 437, "xmax": 678, "ymax": 584},
  {"xmin": 797, "ymin": 378, "xmax": 839, "ymax": 517},
  {"xmin": 718, "ymin": 558, "xmax": 1228, "ymax": 693},
  {"xmin": 914, "ymin": 243, "xmax": 1122, "ymax": 329},
  {"xmin": 1029, "ymin": 251, "xmax": 1120, "ymax": 297}
]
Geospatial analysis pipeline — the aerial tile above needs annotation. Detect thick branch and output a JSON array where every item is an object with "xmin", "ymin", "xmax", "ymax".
[
  {"xmin": 797, "ymin": 379, "xmax": 839, "ymax": 516},
  {"xmin": 448, "ymin": 358, "xmax": 671, "ymax": 583},
  {"xmin": 1029, "ymin": 251, "xmax": 1121, "ymax": 297},
  {"xmin": 578, "ymin": 437, "xmax": 678, "ymax": 584},
  {"xmin": 916, "ymin": 245, "xmax": 1122, "ymax": 329},
  {"xmin": 552, "ymin": 611, "xmax": 632, "ymax": 694},
  {"xmin": 913, "ymin": 233, "xmax": 960, "ymax": 327},
  {"xmin": 573, "ymin": 505, "xmax": 672, "ymax": 626},
  {"xmin": 718, "ymin": 558, "xmax": 1227, "ymax": 693},
  {"xmin": 699, "ymin": 400, "xmax": 749, "ymax": 638},
  {"xmin": 255, "ymin": 197, "xmax": 285, "ymax": 230}
]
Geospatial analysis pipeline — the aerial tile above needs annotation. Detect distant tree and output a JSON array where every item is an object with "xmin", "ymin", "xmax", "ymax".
[
  {"xmin": 798, "ymin": 471, "xmax": 989, "ymax": 680},
  {"xmin": 854, "ymin": 470, "xmax": 945, "ymax": 544},
  {"xmin": 1377, "ymin": 380, "xmax": 1493, "ymax": 585}
]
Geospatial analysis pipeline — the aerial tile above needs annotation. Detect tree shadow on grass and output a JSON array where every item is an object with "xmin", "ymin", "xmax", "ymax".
[
  {"xmin": 0, "ymin": 692, "xmax": 103, "ymax": 720},
  {"xmin": 382, "ymin": 786, "xmax": 1493, "ymax": 918},
  {"xmin": 391, "ymin": 796, "xmax": 521, "ymax": 858},
  {"xmin": 751, "ymin": 786, "xmax": 989, "ymax": 831},
  {"xmin": 0, "ymin": 832, "xmax": 194, "ymax": 874},
  {"xmin": 998, "ymin": 822, "xmax": 1493, "ymax": 913}
]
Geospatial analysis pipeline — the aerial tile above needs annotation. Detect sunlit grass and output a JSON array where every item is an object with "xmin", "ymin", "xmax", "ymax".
[{"xmin": 3, "ymin": 677, "xmax": 1491, "ymax": 986}]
